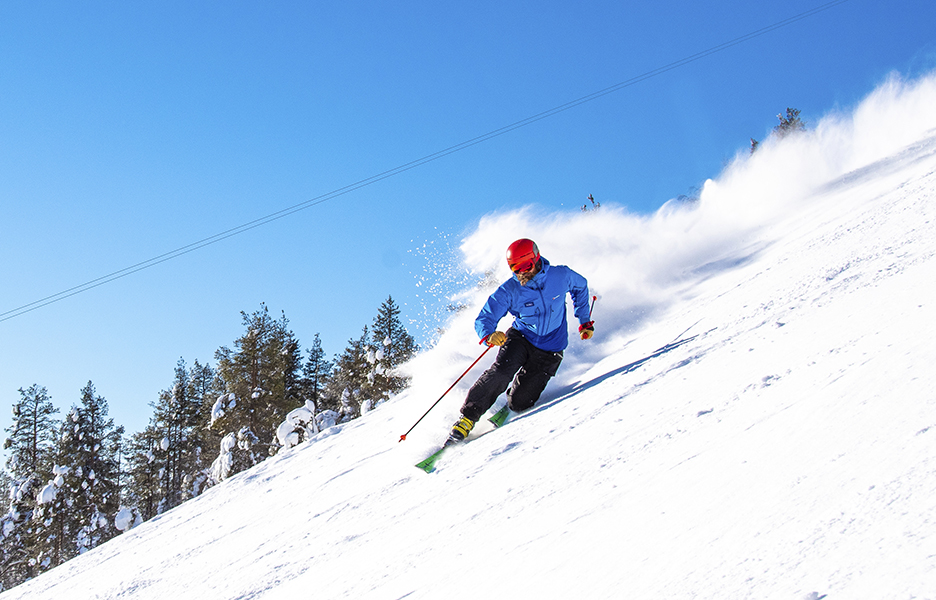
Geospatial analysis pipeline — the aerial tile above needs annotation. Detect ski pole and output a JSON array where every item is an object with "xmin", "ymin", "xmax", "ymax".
[
  {"xmin": 581, "ymin": 295, "xmax": 597, "ymax": 329},
  {"xmin": 398, "ymin": 344, "xmax": 494, "ymax": 442}
]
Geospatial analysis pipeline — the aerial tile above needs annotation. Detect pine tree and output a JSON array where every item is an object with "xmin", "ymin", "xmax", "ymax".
[
  {"xmin": 210, "ymin": 305, "xmax": 303, "ymax": 482},
  {"xmin": 301, "ymin": 333, "xmax": 332, "ymax": 408},
  {"xmin": 185, "ymin": 359, "xmax": 219, "ymax": 499},
  {"xmin": 325, "ymin": 326, "xmax": 372, "ymax": 419},
  {"xmin": 1, "ymin": 474, "xmax": 42, "ymax": 589},
  {"xmin": 32, "ymin": 410, "xmax": 83, "ymax": 572},
  {"xmin": 774, "ymin": 107, "xmax": 806, "ymax": 138},
  {"xmin": 750, "ymin": 108, "xmax": 806, "ymax": 153},
  {"xmin": 4, "ymin": 386, "xmax": 59, "ymax": 479},
  {"xmin": 51, "ymin": 383, "xmax": 123, "ymax": 559},
  {"xmin": 368, "ymin": 296, "xmax": 418, "ymax": 404},
  {"xmin": 123, "ymin": 425, "xmax": 163, "ymax": 521},
  {"xmin": 119, "ymin": 359, "xmax": 218, "ymax": 520},
  {"xmin": 148, "ymin": 359, "xmax": 204, "ymax": 512},
  {"xmin": 2, "ymin": 385, "xmax": 60, "ymax": 589},
  {"xmin": 274, "ymin": 312, "xmax": 303, "ymax": 416}
]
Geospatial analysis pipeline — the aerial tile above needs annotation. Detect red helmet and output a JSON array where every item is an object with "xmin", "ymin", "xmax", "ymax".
[{"xmin": 506, "ymin": 239, "xmax": 540, "ymax": 273}]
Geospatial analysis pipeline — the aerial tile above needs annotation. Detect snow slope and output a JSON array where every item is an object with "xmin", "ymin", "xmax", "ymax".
[{"xmin": 5, "ymin": 72, "xmax": 936, "ymax": 600}]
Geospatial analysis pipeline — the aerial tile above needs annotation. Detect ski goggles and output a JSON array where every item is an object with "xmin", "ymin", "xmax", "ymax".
[{"xmin": 510, "ymin": 257, "xmax": 537, "ymax": 274}]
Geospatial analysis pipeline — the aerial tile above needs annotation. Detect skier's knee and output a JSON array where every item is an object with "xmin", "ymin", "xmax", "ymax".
[{"xmin": 506, "ymin": 388, "xmax": 540, "ymax": 413}]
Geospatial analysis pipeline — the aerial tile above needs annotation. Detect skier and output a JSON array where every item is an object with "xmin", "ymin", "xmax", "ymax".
[{"xmin": 448, "ymin": 238, "xmax": 593, "ymax": 442}]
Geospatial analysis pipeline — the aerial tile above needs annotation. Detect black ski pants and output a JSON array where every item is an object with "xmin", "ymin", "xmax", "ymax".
[{"xmin": 460, "ymin": 327, "xmax": 564, "ymax": 422}]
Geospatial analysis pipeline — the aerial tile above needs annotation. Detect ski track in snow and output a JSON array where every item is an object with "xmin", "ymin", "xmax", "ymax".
[{"xmin": 5, "ymin": 73, "xmax": 936, "ymax": 600}]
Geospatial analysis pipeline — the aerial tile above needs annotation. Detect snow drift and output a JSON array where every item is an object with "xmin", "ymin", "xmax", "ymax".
[{"xmin": 4, "ymin": 70, "xmax": 936, "ymax": 599}]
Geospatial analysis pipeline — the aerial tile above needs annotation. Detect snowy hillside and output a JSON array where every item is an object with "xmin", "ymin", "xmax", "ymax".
[{"xmin": 4, "ymin": 72, "xmax": 936, "ymax": 599}]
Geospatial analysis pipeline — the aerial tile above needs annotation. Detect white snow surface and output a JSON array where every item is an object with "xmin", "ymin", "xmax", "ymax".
[{"xmin": 6, "ymin": 72, "xmax": 936, "ymax": 599}]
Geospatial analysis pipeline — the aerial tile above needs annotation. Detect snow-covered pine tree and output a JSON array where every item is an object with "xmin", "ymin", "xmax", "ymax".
[
  {"xmin": 54, "ymin": 383, "xmax": 123, "ymax": 558},
  {"xmin": 150, "ymin": 359, "xmax": 204, "ymax": 512},
  {"xmin": 123, "ymin": 425, "xmax": 163, "ymax": 521},
  {"xmin": 300, "ymin": 333, "xmax": 332, "ymax": 408},
  {"xmin": 369, "ymin": 296, "xmax": 417, "ymax": 404},
  {"xmin": 184, "ymin": 359, "xmax": 219, "ymax": 499},
  {"xmin": 324, "ymin": 326, "xmax": 372, "ymax": 419},
  {"xmin": 278, "ymin": 316, "xmax": 303, "ymax": 415},
  {"xmin": 1, "ymin": 474, "xmax": 42, "ymax": 589},
  {"xmin": 210, "ymin": 305, "xmax": 303, "ymax": 483},
  {"xmin": 272, "ymin": 332, "xmax": 337, "ymax": 454},
  {"xmin": 274, "ymin": 399, "xmax": 321, "ymax": 452},
  {"xmin": 1, "ymin": 385, "xmax": 59, "ymax": 588},
  {"xmin": 3, "ymin": 386, "xmax": 59, "ymax": 480},
  {"xmin": 774, "ymin": 107, "xmax": 806, "ymax": 138},
  {"xmin": 26, "ymin": 404, "xmax": 86, "ymax": 574},
  {"xmin": 750, "ymin": 108, "xmax": 806, "ymax": 153},
  {"xmin": 338, "ymin": 388, "xmax": 355, "ymax": 423}
]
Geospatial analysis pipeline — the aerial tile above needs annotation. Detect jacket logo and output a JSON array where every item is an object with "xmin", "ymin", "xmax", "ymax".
[{"xmin": 524, "ymin": 302, "xmax": 535, "ymax": 307}]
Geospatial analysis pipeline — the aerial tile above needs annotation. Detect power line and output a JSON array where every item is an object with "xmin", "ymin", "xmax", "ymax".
[{"xmin": 0, "ymin": 0, "xmax": 851, "ymax": 324}]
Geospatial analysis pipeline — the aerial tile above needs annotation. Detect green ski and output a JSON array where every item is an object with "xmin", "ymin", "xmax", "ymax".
[
  {"xmin": 488, "ymin": 404, "xmax": 510, "ymax": 428},
  {"xmin": 415, "ymin": 444, "xmax": 452, "ymax": 473}
]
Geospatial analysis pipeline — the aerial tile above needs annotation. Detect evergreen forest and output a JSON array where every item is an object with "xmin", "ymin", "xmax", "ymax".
[{"xmin": 0, "ymin": 296, "xmax": 416, "ymax": 591}]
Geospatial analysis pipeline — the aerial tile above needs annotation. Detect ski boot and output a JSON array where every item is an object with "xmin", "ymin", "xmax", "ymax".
[{"xmin": 447, "ymin": 415, "xmax": 475, "ymax": 444}]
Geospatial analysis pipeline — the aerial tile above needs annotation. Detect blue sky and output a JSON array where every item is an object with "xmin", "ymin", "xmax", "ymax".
[{"xmin": 2, "ymin": 0, "xmax": 935, "ymax": 441}]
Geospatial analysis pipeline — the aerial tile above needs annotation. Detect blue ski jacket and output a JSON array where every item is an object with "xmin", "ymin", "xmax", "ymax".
[{"xmin": 475, "ymin": 257, "xmax": 591, "ymax": 352}]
